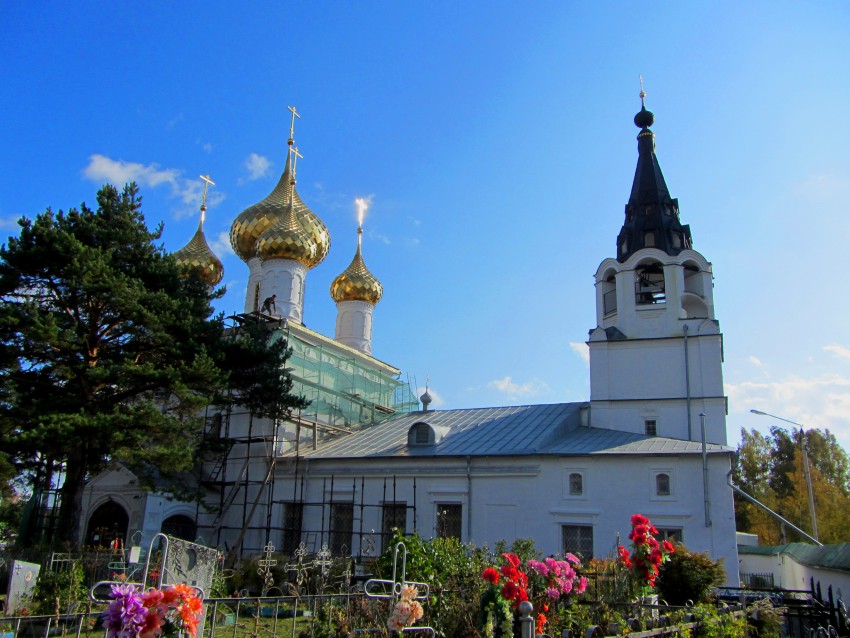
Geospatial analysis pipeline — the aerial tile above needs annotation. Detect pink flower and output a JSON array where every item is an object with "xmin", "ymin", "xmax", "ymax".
[
  {"xmin": 546, "ymin": 587, "xmax": 560, "ymax": 600},
  {"xmin": 565, "ymin": 553, "xmax": 581, "ymax": 565},
  {"xmin": 576, "ymin": 577, "xmax": 588, "ymax": 594}
]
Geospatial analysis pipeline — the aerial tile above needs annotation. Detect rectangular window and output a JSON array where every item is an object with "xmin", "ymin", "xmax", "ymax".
[
  {"xmin": 645, "ymin": 419, "xmax": 657, "ymax": 436},
  {"xmin": 281, "ymin": 502, "xmax": 303, "ymax": 555},
  {"xmin": 381, "ymin": 502, "xmax": 407, "ymax": 552},
  {"xmin": 656, "ymin": 472, "xmax": 671, "ymax": 496},
  {"xmin": 329, "ymin": 502, "xmax": 354, "ymax": 555},
  {"xmin": 436, "ymin": 503, "xmax": 463, "ymax": 540},
  {"xmin": 562, "ymin": 524, "xmax": 593, "ymax": 560},
  {"xmin": 656, "ymin": 528, "xmax": 683, "ymax": 544}
]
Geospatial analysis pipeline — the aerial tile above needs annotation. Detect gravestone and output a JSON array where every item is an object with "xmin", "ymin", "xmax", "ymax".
[
  {"xmin": 160, "ymin": 536, "xmax": 219, "ymax": 594},
  {"xmin": 5, "ymin": 560, "xmax": 40, "ymax": 615}
]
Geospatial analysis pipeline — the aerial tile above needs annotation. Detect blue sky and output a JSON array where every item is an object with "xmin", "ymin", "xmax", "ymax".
[{"xmin": 3, "ymin": 2, "xmax": 850, "ymax": 450}]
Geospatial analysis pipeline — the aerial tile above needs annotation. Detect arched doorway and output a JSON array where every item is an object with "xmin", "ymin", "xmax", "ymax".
[
  {"xmin": 161, "ymin": 514, "xmax": 197, "ymax": 541},
  {"xmin": 85, "ymin": 501, "xmax": 129, "ymax": 549}
]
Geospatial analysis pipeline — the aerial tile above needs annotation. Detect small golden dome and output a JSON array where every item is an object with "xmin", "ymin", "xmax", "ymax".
[
  {"xmin": 229, "ymin": 154, "xmax": 330, "ymax": 267},
  {"xmin": 174, "ymin": 210, "xmax": 224, "ymax": 286},
  {"xmin": 330, "ymin": 229, "xmax": 383, "ymax": 304}
]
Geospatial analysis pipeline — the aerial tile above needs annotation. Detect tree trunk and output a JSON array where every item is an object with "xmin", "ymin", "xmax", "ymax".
[{"xmin": 56, "ymin": 450, "xmax": 87, "ymax": 548}]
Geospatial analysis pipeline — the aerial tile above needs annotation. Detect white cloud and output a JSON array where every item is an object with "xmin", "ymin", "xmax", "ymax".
[
  {"xmin": 569, "ymin": 342, "xmax": 589, "ymax": 364},
  {"xmin": 242, "ymin": 153, "xmax": 272, "ymax": 181},
  {"xmin": 202, "ymin": 142, "xmax": 214, "ymax": 154},
  {"xmin": 727, "ymin": 374, "xmax": 850, "ymax": 449},
  {"xmin": 0, "ymin": 214, "xmax": 21, "ymax": 231},
  {"xmin": 369, "ymin": 230, "xmax": 391, "ymax": 245},
  {"xmin": 487, "ymin": 376, "xmax": 550, "ymax": 401},
  {"xmin": 416, "ymin": 386, "xmax": 444, "ymax": 408},
  {"xmin": 748, "ymin": 356, "xmax": 764, "ymax": 367},
  {"xmin": 82, "ymin": 154, "xmax": 225, "ymax": 219},
  {"xmin": 84, "ymin": 154, "xmax": 179, "ymax": 189},
  {"xmin": 823, "ymin": 344, "xmax": 850, "ymax": 361},
  {"xmin": 209, "ymin": 231, "xmax": 235, "ymax": 257}
]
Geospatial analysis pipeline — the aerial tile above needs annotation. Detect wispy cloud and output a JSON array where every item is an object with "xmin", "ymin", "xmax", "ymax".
[
  {"xmin": 369, "ymin": 229, "xmax": 391, "ymax": 245},
  {"xmin": 0, "ymin": 214, "xmax": 21, "ymax": 231},
  {"xmin": 82, "ymin": 154, "xmax": 224, "ymax": 219},
  {"xmin": 242, "ymin": 153, "xmax": 272, "ymax": 182},
  {"xmin": 748, "ymin": 356, "xmax": 764, "ymax": 367},
  {"xmin": 823, "ymin": 344, "xmax": 850, "ymax": 361},
  {"xmin": 487, "ymin": 376, "xmax": 550, "ymax": 400},
  {"xmin": 727, "ymin": 374, "xmax": 850, "ymax": 448},
  {"xmin": 209, "ymin": 231, "xmax": 235, "ymax": 257},
  {"xmin": 569, "ymin": 342, "xmax": 589, "ymax": 364}
]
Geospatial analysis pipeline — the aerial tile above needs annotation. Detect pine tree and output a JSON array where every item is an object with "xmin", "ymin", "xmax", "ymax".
[{"xmin": 0, "ymin": 184, "xmax": 307, "ymax": 546}]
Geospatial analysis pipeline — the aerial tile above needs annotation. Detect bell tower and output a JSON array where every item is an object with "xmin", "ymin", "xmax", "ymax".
[{"xmin": 587, "ymin": 90, "xmax": 727, "ymax": 444}]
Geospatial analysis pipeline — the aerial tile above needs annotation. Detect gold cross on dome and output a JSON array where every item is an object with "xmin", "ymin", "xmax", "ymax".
[
  {"xmin": 290, "ymin": 146, "xmax": 303, "ymax": 177},
  {"xmin": 639, "ymin": 74, "xmax": 646, "ymax": 102},
  {"xmin": 287, "ymin": 105, "xmax": 301, "ymax": 144},
  {"xmin": 199, "ymin": 174, "xmax": 216, "ymax": 207}
]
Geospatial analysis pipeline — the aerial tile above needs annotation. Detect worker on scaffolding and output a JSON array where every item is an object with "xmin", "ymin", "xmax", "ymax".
[{"xmin": 260, "ymin": 294, "xmax": 277, "ymax": 315}]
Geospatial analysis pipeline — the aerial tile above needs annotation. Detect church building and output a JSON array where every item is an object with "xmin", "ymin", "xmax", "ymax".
[{"xmin": 80, "ymin": 95, "xmax": 739, "ymax": 585}]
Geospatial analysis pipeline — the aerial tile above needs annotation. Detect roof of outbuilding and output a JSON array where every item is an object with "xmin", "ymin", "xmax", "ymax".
[
  {"xmin": 738, "ymin": 542, "xmax": 850, "ymax": 573},
  {"xmin": 290, "ymin": 402, "xmax": 733, "ymax": 460}
]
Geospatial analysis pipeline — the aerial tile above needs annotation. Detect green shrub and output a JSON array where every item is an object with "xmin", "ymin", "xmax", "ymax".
[
  {"xmin": 691, "ymin": 603, "xmax": 746, "ymax": 638},
  {"xmin": 29, "ymin": 563, "xmax": 88, "ymax": 615},
  {"xmin": 747, "ymin": 597, "xmax": 783, "ymax": 638},
  {"xmin": 657, "ymin": 542, "xmax": 725, "ymax": 606}
]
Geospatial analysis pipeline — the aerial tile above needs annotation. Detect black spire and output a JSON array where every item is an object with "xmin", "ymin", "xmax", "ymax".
[{"xmin": 616, "ymin": 91, "xmax": 692, "ymax": 262}]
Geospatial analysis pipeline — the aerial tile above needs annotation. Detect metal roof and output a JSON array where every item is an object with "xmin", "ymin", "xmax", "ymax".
[
  {"xmin": 290, "ymin": 403, "xmax": 732, "ymax": 460},
  {"xmin": 738, "ymin": 543, "xmax": 850, "ymax": 573}
]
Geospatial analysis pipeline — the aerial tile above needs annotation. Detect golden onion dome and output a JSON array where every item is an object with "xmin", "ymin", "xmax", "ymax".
[
  {"xmin": 256, "ymin": 196, "xmax": 317, "ymax": 266},
  {"xmin": 173, "ymin": 208, "xmax": 224, "ymax": 286},
  {"xmin": 229, "ymin": 154, "xmax": 331, "ymax": 268},
  {"xmin": 330, "ymin": 229, "xmax": 383, "ymax": 304}
]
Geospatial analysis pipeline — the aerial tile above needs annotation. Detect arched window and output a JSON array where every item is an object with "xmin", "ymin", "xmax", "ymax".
[
  {"xmin": 569, "ymin": 473, "xmax": 583, "ymax": 496},
  {"xmin": 656, "ymin": 473, "xmax": 671, "ymax": 496},
  {"xmin": 635, "ymin": 262, "xmax": 665, "ymax": 305},
  {"xmin": 161, "ymin": 514, "xmax": 197, "ymax": 541}
]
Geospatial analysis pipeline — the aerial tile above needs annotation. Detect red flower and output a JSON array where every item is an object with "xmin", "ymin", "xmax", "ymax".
[
  {"xmin": 502, "ymin": 552, "xmax": 520, "ymax": 568},
  {"xmin": 631, "ymin": 514, "xmax": 649, "ymax": 526},
  {"xmin": 501, "ymin": 581, "xmax": 519, "ymax": 601},
  {"xmin": 662, "ymin": 540, "xmax": 675, "ymax": 553},
  {"xmin": 536, "ymin": 613, "xmax": 547, "ymax": 634},
  {"xmin": 500, "ymin": 565, "xmax": 519, "ymax": 581},
  {"xmin": 482, "ymin": 567, "xmax": 500, "ymax": 585}
]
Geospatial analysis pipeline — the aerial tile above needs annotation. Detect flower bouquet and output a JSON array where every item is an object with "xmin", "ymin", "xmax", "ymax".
[
  {"xmin": 617, "ymin": 513, "xmax": 675, "ymax": 598},
  {"xmin": 386, "ymin": 584, "xmax": 425, "ymax": 632},
  {"xmin": 103, "ymin": 583, "xmax": 204, "ymax": 638}
]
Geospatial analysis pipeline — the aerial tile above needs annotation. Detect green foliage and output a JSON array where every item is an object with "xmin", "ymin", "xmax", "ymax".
[
  {"xmin": 690, "ymin": 603, "xmax": 746, "ymax": 638},
  {"xmin": 656, "ymin": 542, "xmax": 725, "ymax": 606},
  {"xmin": 28, "ymin": 563, "xmax": 88, "ymax": 615},
  {"xmin": 0, "ymin": 184, "xmax": 307, "ymax": 546},
  {"xmin": 374, "ymin": 530, "xmax": 491, "ymax": 637},
  {"xmin": 734, "ymin": 425, "xmax": 850, "ymax": 543},
  {"xmin": 746, "ymin": 597, "xmax": 783, "ymax": 638}
]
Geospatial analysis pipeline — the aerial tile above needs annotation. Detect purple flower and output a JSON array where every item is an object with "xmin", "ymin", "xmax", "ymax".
[
  {"xmin": 103, "ymin": 584, "xmax": 148, "ymax": 638},
  {"xmin": 546, "ymin": 587, "xmax": 560, "ymax": 600}
]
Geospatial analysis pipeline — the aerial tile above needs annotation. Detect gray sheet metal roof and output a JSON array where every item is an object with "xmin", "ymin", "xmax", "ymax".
[
  {"xmin": 292, "ymin": 403, "xmax": 732, "ymax": 460},
  {"xmin": 738, "ymin": 543, "xmax": 850, "ymax": 573}
]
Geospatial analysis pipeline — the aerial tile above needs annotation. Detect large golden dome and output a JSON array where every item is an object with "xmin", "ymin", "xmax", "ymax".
[
  {"xmin": 330, "ymin": 229, "xmax": 383, "ymax": 304},
  {"xmin": 229, "ymin": 155, "xmax": 330, "ymax": 268},
  {"xmin": 173, "ymin": 209, "xmax": 224, "ymax": 286},
  {"xmin": 256, "ymin": 197, "xmax": 317, "ymax": 266}
]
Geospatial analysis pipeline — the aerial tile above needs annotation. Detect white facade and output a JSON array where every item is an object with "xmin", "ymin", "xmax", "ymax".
[
  {"xmin": 334, "ymin": 300, "xmax": 375, "ymax": 354},
  {"xmin": 589, "ymin": 248, "xmax": 727, "ymax": 445}
]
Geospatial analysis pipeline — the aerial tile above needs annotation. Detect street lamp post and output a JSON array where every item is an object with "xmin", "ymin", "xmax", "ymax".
[{"xmin": 750, "ymin": 409, "xmax": 819, "ymax": 542}]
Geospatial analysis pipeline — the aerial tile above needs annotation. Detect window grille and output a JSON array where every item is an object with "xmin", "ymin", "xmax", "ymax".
[
  {"xmin": 562, "ymin": 524, "xmax": 593, "ymax": 560},
  {"xmin": 436, "ymin": 503, "xmax": 462, "ymax": 540}
]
